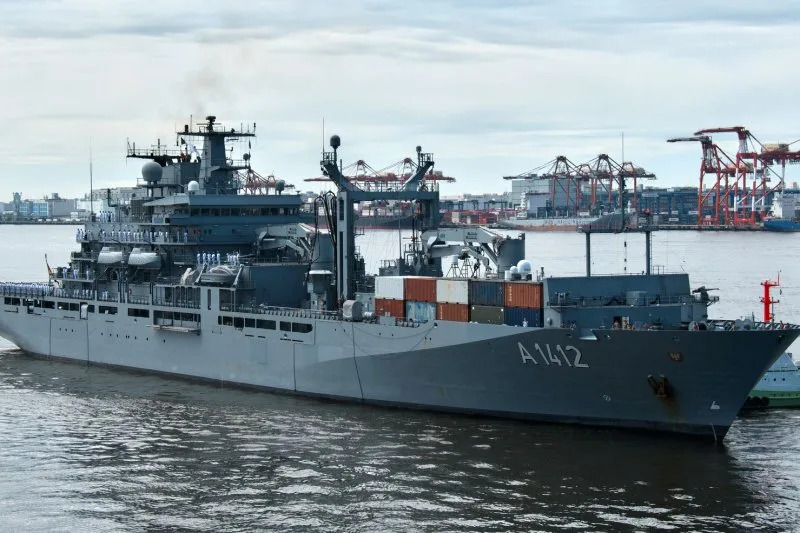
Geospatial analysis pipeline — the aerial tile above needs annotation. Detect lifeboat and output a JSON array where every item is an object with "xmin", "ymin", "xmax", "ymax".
[
  {"xmin": 97, "ymin": 247, "xmax": 124, "ymax": 265},
  {"xmin": 128, "ymin": 248, "xmax": 161, "ymax": 269}
]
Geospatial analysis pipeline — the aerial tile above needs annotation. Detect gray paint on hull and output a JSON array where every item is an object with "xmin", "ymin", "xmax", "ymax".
[{"xmin": 0, "ymin": 302, "xmax": 797, "ymax": 440}]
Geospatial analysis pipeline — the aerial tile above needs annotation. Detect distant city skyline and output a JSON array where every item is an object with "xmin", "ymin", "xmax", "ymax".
[{"xmin": 2, "ymin": 1, "xmax": 800, "ymax": 199}]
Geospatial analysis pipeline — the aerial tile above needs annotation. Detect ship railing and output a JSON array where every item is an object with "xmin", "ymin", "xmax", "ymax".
[
  {"xmin": 706, "ymin": 319, "xmax": 800, "ymax": 331},
  {"xmin": 224, "ymin": 304, "xmax": 341, "ymax": 321},
  {"xmin": 152, "ymin": 297, "xmax": 201, "ymax": 310},
  {"xmin": 55, "ymin": 272, "xmax": 95, "ymax": 282},
  {"xmin": 548, "ymin": 293, "xmax": 718, "ymax": 308},
  {"xmin": 0, "ymin": 283, "xmax": 55, "ymax": 298},
  {"xmin": 97, "ymin": 292, "xmax": 119, "ymax": 302}
]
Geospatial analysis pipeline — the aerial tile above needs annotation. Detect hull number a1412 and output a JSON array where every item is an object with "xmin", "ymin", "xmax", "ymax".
[{"xmin": 519, "ymin": 342, "xmax": 589, "ymax": 368}]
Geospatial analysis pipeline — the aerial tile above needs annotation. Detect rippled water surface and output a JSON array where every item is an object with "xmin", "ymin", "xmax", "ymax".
[{"xmin": 1, "ymin": 226, "xmax": 799, "ymax": 532}]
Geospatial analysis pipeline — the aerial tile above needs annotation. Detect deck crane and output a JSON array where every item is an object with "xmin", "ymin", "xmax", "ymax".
[{"xmin": 667, "ymin": 135, "xmax": 738, "ymax": 226}]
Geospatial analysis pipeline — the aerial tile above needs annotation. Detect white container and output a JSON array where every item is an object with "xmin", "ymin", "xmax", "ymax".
[
  {"xmin": 375, "ymin": 276, "xmax": 405, "ymax": 300},
  {"xmin": 436, "ymin": 278, "xmax": 469, "ymax": 304}
]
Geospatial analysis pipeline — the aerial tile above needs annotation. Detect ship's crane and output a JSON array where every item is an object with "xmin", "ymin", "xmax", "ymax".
[
  {"xmin": 320, "ymin": 137, "xmax": 439, "ymax": 303},
  {"xmin": 418, "ymin": 227, "xmax": 524, "ymax": 277},
  {"xmin": 256, "ymin": 223, "xmax": 328, "ymax": 260}
]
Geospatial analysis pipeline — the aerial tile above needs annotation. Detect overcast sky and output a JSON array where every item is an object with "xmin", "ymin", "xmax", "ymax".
[{"xmin": 2, "ymin": 0, "xmax": 800, "ymax": 201}]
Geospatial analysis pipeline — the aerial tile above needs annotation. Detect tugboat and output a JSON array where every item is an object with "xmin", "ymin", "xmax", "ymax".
[
  {"xmin": 0, "ymin": 115, "xmax": 798, "ymax": 441},
  {"xmin": 745, "ymin": 277, "xmax": 800, "ymax": 407}
]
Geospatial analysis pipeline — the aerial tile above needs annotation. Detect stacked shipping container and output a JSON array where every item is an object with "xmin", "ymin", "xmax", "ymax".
[
  {"xmin": 503, "ymin": 281, "xmax": 543, "ymax": 327},
  {"xmin": 373, "ymin": 275, "xmax": 544, "ymax": 327},
  {"xmin": 375, "ymin": 276, "xmax": 405, "ymax": 318}
]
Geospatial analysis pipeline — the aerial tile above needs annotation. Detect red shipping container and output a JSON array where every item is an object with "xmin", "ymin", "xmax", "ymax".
[
  {"xmin": 436, "ymin": 302, "xmax": 469, "ymax": 322},
  {"xmin": 375, "ymin": 298, "xmax": 406, "ymax": 318},
  {"xmin": 504, "ymin": 282, "xmax": 543, "ymax": 309},
  {"xmin": 404, "ymin": 277, "xmax": 437, "ymax": 303}
]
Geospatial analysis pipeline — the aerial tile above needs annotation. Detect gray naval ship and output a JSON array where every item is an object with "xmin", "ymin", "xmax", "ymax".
[{"xmin": 0, "ymin": 115, "xmax": 797, "ymax": 441}]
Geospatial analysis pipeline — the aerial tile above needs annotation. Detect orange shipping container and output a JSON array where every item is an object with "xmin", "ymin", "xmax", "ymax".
[
  {"xmin": 404, "ymin": 277, "xmax": 437, "ymax": 303},
  {"xmin": 436, "ymin": 302, "xmax": 469, "ymax": 322},
  {"xmin": 375, "ymin": 298, "xmax": 406, "ymax": 318},
  {"xmin": 504, "ymin": 282, "xmax": 543, "ymax": 309}
]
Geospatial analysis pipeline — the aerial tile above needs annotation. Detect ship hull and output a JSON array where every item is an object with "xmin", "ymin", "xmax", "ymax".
[
  {"xmin": 763, "ymin": 219, "xmax": 800, "ymax": 232},
  {"xmin": 1, "ymin": 300, "xmax": 796, "ymax": 440},
  {"xmin": 498, "ymin": 216, "xmax": 600, "ymax": 231}
]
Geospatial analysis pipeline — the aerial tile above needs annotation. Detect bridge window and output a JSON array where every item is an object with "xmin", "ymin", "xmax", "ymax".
[
  {"xmin": 279, "ymin": 321, "xmax": 291, "ymax": 332},
  {"xmin": 99, "ymin": 305, "xmax": 118, "ymax": 315},
  {"xmin": 128, "ymin": 308, "xmax": 150, "ymax": 318},
  {"xmin": 233, "ymin": 317, "xmax": 244, "ymax": 329},
  {"xmin": 256, "ymin": 319, "xmax": 275, "ymax": 330},
  {"xmin": 245, "ymin": 318, "xmax": 255, "ymax": 328}
]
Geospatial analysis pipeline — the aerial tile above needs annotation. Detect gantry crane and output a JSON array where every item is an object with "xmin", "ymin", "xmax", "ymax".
[{"xmin": 667, "ymin": 134, "xmax": 738, "ymax": 225}]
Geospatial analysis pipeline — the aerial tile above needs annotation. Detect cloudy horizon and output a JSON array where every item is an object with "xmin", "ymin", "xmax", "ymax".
[{"xmin": 2, "ymin": 0, "xmax": 800, "ymax": 201}]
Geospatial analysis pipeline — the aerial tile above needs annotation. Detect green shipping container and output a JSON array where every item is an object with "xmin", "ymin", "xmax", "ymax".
[{"xmin": 470, "ymin": 305, "xmax": 505, "ymax": 325}]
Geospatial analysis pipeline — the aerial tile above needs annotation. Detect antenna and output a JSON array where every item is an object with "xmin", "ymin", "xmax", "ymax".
[
  {"xmin": 89, "ymin": 140, "xmax": 94, "ymax": 220},
  {"xmin": 322, "ymin": 117, "xmax": 325, "ymax": 155}
]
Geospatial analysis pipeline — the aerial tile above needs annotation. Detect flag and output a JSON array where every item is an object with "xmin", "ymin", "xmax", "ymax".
[{"xmin": 45, "ymin": 254, "xmax": 53, "ymax": 280}]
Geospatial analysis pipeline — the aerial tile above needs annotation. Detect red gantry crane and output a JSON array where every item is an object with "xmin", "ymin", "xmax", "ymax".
[{"xmin": 669, "ymin": 126, "xmax": 800, "ymax": 226}]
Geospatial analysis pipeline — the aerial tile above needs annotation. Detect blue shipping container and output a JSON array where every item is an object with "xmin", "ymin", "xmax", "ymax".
[
  {"xmin": 405, "ymin": 301, "xmax": 437, "ymax": 323},
  {"xmin": 468, "ymin": 280, "xmax": 504, "ymax": 307},
  {"xmin": 503, "ymin": 307, "xmax": 542, "ymax": 328}
]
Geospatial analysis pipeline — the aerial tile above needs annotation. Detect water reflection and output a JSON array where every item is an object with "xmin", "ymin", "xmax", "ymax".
[{"xmin": 1, "ymin": 349, "xmax": 798, "ymax": 531}]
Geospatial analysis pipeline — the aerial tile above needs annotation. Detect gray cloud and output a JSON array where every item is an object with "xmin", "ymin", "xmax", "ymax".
[{"xmin": 1, "ymin": 0, "xmax": 800, "ymax": 200}]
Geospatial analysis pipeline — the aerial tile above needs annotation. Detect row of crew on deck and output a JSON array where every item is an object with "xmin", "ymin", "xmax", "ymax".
[
  {"xmin": 97, "ymin": 211, "xmax": 115, "ymax": 223},
  {"xmin": 77, "ymin": 228, "xmax": 191, "ymax": 244},
  {"xmin": 0, "ymin": 282, "xmax": 53, "ymax": 297},
  {"xmin": 197, "ymin": 252, "xmax": 241, "ymax": 266}
]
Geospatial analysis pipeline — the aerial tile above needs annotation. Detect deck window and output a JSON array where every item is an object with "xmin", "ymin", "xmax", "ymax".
[{"xmin": 291, "ymin": 322, "xmax": 313, "ymax": 334}]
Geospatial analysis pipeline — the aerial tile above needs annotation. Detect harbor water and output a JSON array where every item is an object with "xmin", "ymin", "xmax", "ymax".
[{"xmin": 1, "ymin": 225, "xmax": 800, "ymax": 532}]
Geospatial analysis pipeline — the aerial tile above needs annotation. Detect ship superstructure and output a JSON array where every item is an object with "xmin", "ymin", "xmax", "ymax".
[{"xmin": 0, "ymin": 116, "xmax": 798, "ymax": 442}]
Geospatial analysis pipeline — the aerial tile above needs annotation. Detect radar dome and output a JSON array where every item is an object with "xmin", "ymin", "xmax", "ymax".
[
  {"xmin": 330, "ymin": 135, "xmax": 341, "ymax": 149},
  {"xmin": 187, "ymin": 180, "xmax": 200, "ymax": 193},
  {"xmin": 141, "ymin": 161, "xmax": 163, "ymax": 183},
  {"xmin": 275, "ymin": 179, "xmax": 285, "ymax": 193},
  {"xmin": 516, "ymin": 260, "xmax": 532, "ymax": 274},
  {"xmin": 510, "ymin": 266, "xmax": 518, "ymax": 274}
]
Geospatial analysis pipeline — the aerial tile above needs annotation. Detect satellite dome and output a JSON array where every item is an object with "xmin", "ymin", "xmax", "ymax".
[
  {"xmin": 330, "ymin": 135, "xmax": 341, "ymax": 149},
  {"xmin": 275, "ymin": 179, "xmax": 285, "ymax": 193},
  {"xmin": 516, "ymin": 260, "xmax": 532, "ymax": 274},
  {"xmin": 187, "ymin": 180, "xmax": 200, "ymax": 193},
  {"xmin": 510, "ymin": 266, "xmax": 518, "ymax": 274},
  {"xmin": 141, "ymin": 161, "xmax": 163, "ymax": 183}
]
